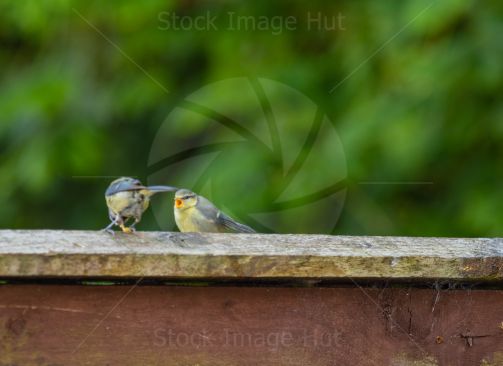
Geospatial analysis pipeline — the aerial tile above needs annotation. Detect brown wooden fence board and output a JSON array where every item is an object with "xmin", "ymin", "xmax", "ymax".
[{"xmin": 0, "ymin": 285, "xmax": 502, "ymax": 366}]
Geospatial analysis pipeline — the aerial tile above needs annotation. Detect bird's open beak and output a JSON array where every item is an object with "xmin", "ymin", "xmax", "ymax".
[
  {"xmin": 175, "ymin": 199, "xmax": 183, "ymax": 208},
  {"xmin": 146, "ymin": 185, "xmax": 178, "ymax": 193}
]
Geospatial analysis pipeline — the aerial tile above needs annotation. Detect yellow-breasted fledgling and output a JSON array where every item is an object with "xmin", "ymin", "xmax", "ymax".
[
  {"xmin": 174, "ymin": 189, "xmax": 256, "ymax": 233},
  {"xmin": 104, "ymin": 177, "xmax": 177, "ymax": 234}
]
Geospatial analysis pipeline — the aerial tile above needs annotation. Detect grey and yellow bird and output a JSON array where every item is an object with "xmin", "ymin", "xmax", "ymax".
[
  {"xmin": 104, "ymin": 177, "xmax": 177, "ymax": 234},
  {"xmin": 174, "ymin": 189, "xmax": 256, "ymax": 233}
]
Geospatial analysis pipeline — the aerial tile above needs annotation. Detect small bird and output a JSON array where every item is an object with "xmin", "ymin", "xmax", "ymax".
[
  {"xmin": 104, "ymin": 177, "xmax": 177, "ymax": 234},
  {"xmin": 174, "ymin": 189, "xmax": 256, "ymax": 233}
]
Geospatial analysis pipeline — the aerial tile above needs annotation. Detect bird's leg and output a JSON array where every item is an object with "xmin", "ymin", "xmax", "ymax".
[
  {"xmin": 125, "ymin": 217, "xmax": 141, "ymax": 233},
  {"xmin": 102, "ymin": 223, "xmax": 115, "ymax": 235},
  {"xmin": 128, "ymin": 223, "xmax": 138, "ymax": 233},
  {"xmin": 101, "ymin": 215, "xmax": 119, "ymax": 235},
  {"xmin": 119, "ymin": 217, "xmax": 135, "ymax": 234}
]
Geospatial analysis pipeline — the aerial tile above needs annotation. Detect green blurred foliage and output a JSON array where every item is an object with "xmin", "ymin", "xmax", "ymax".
[{"xmin": 0, "ymin": 0, "xmax": 502, "ymax": 236}]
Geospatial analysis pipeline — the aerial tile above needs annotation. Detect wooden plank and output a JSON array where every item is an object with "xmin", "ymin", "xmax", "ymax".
[
  {"xmin": 0, "ymin": 230, "xmax": 502, "ymax": 279},
  {"xmin": 0, "ymin": 285, "xmax": 502, "ymax": 366}
]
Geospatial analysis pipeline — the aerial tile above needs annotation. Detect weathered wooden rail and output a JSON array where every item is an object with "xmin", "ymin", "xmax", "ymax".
[{"xmin": 0, "ymin": 230, "xmax": 502, "ymax": 365}]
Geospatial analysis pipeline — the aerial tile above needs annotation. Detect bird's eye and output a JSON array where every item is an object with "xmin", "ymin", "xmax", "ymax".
[{"xmin": 183, "ymin": 195, "xmax": 190, "ymax": 200}]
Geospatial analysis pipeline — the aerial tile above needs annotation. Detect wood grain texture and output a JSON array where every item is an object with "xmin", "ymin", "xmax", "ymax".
[
  {"xmin": 0, "ymin": 230, "xmax": 502, "ymax": 279},
  {"xmin": 0, "ymin": 285, "xmax": 502, "ymax": 366}
]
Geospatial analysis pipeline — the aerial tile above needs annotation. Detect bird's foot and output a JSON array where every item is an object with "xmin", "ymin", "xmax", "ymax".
[
  {"xmin": 120, "ymin": 224, "xmax": 135, "ymax": 234},
  {"xmin": 101, "ymin": 228, "xmax": 115, "ymax": 235},
  {"xmin": 102, "ymin": 219, "xmax": 118, "ymax": 235}
]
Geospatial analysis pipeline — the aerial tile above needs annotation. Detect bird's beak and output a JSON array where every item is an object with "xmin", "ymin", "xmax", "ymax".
[
  {"xmin": 146, "ymin": 185, "xmax": 178, "ymax": 193},
  {"xmin": 175, "ymin": 199, "xmax": 183, "ymax": 208}
]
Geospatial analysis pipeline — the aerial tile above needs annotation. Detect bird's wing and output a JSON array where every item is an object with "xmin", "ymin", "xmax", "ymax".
[
  {"xmin": 196, "ymin": 196, "xmax": 255, "ymax": 233},
  {"xmin": 216, "ymin": 212, "xmax": 256, "ymax": 233},
  {"xmin": 195, "ymin": 196, "xmax": 220, "ymax": 221}
]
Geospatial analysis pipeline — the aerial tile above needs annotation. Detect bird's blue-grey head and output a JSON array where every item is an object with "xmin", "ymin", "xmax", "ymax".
[{"xmin": 105, "ymin": 177, "xmax": 143, "ymax": 197}]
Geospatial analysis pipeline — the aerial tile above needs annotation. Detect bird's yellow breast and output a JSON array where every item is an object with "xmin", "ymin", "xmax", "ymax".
[
  {"xmin": 174, "ymin": 206, "xmax": 222, "ymax": 233},
  {"xmin": 106, "ymin": 192, "xmax": 133, "ymax": 214},
  {"xmin": 174, "ymin": 207, "xmax": 195, "ymax": 232}
]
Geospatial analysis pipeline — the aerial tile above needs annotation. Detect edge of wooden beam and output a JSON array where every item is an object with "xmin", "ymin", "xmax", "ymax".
[{"xmin": 0, "ymin": 230, "xmax": 501, "ymax": 280}]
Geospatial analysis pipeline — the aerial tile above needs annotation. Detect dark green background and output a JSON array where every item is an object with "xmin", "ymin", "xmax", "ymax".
[{"xmin": 1, "ymin": 1, "xmax": 501, "ymax": 236}]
